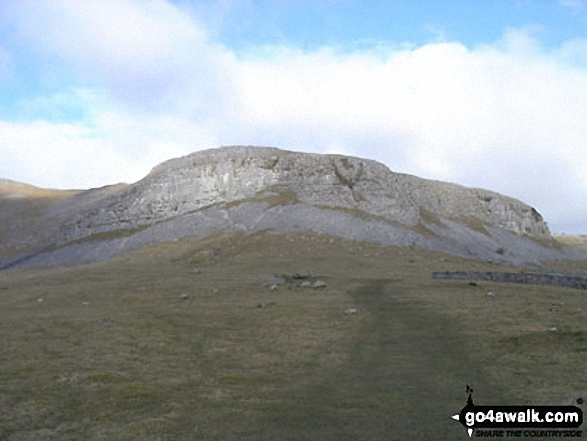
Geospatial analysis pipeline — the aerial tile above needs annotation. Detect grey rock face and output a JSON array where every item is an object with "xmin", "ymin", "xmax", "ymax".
[
  {"xmin": 1, "ymin": 145, "xmax": 583, "ymax": 269},
  {"xmin": 51, "ymin": 146, "xmax": 551, "ymax": 242}
]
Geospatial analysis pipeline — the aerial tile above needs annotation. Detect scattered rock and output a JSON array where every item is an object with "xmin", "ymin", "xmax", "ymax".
[
  {"xmin": 549, "ymin": 326, "xmax": 558, "ymax": 332},
  {"xmin": 292, "ymin": 269, "xmax": 311, "ymax": 280},
  {"xmin": 212, "ymin": 288, "xmax": 219, "ymax": 295},
  {"xmin": 36, "ymin": 297, "xmax": 44, "ymax": 303},
  {"xmin": 301, "ymin": 281, "xmax": 312, "ymax": 288},
  {"xmin": 190, "ymin": 269, "xmax": 200, "ymax": 274},
  {"xmin": 551, "ymin": 300, "xmax": 564, "ymax": 307},
  {"xmin": 261, "ymin": 276, "xmax": 286, "ymax": 287},
  {"xmin": 344, "ymin": 308, "xmax": 358, "ymax": 315},
  {"xmin": 313, "ymin": 280, "xmax": 327, "ymax": 289},
  {"xmin": 486, "ymin": 291, "xmax": 496, "ymax": 299},
  {"xmin": 95, "ymin": 317, "xmax": 112, "ymax": 326},
  {"xmin": 1, "ymin": 147, "xmax": 567, "ymax": 271},
  {"xmin": 180, "ymin": 293, "xmax": 189, "ymax": 300},
  {"xmin": 82, "ymin": 301, "xmax": 90, "ymax": 306},
  {"xmin": 270, "ymin": 284, "xmax": 279, "ymax": 292},
  {"xmin": 258, "ymin": 301, "xmax": 274, "ymax": 308}
]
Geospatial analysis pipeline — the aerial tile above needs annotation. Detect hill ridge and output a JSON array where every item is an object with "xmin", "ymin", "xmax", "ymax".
[{"xmin": 0, "ymin": 146, "xmax": 584, "ymax": 268}]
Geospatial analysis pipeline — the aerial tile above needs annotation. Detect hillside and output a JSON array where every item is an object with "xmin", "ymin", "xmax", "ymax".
[
  {"xmin": 0, "ymin": 146, "xmax": 584, "ymax": 269},
  {"xmin": 1, "ymin": 231, "xmax": 585, "ymax": 440},
  {"xmin": 1, "ymin": 147, "xmax": 586, "ymax": 440}
]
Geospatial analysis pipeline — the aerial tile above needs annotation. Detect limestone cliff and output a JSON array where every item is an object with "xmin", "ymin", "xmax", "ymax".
[
  {"xmin": 53, "ymin": 146, "xmax": 550, "ymax": 241},
  {"xmin": 0, "ymin": 146, "xmax": 580, "ymax": 269}
]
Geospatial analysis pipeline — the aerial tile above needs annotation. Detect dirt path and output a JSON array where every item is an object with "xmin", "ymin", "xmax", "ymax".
[{"xmin": 254, "ymin": 279, "xmax": 507, "ymax": 440}]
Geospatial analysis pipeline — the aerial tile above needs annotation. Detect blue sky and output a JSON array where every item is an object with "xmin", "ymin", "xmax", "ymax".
[
  {"xmin": 1, "ymin": 0, "xmax": 587, "ymax": 233},
  {"xmin": 192, "ymin": 0, "xmax": 587, "ymax": 51}
]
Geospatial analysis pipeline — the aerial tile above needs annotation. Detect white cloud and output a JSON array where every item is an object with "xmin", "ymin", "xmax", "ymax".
[
  {"xmin": 7, "ymin": 0, "xmax": 233, "ymax": 110},
  {"xmin": 0, "ymin": 108, "xmax": 215, "ymax": 189},
  {"xmin": 0, "ymin": 119, "xmax": 128, "ymax": 189},
  {"xmin": 227, "ymin": 34, "xmax": 587, "ymax": 232},
  {"xmin": 559, "ymin": 0, "xmax": 584, "ymax": 12},
  {"xmin": 1, "ymin": 1, "xmax": 587, "ymax": 232},
  {"xmin": 557, "ymin": 38, "xmax": 587, "ymax": 67}
]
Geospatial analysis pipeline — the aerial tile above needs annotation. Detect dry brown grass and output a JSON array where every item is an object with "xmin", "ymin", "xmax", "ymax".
[
  {"xmin": 0, "ymin": 231, "xmax": 586, "ymax": 440},
  {"xmin": 555, "ymin": 234, "xmax": 587, "ymax": 254}
]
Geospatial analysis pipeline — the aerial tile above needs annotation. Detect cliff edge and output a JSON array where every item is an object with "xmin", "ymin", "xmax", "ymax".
[{"xmin": 0, "ymin": 146, "xmax": 582, "ymax": 268}]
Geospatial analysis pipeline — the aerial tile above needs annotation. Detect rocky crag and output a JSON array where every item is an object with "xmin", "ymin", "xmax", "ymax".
[{"xmin": 0, "ymin": 146, "xmax": 584, "ymax": 268}]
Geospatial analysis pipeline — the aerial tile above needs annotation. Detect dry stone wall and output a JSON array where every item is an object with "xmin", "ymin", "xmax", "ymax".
[{"xmin": 432, "ymin": 271, "xmax": 587, "ymax": 290}]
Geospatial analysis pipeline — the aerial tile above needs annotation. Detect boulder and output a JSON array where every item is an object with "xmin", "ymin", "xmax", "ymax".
[
  {"xmin": 261, "ymin": 276, "xmax": 286, "ymax": 286},
  {"xmin": 292, "ymin": 269, "xmax": 311, "ymax": 280},
  {"xmin": 313, "ymin": 280, "xmax": 327, "ymax": 289}
]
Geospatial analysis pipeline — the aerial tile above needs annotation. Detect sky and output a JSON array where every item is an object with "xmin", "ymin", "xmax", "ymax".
[{"xmin": 0, "ymin": 0, "xmax": 586, "ymax": 233}]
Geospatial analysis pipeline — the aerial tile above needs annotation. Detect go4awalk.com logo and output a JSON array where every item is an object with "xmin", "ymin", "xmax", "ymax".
[{"xmin": 452, "ymin": 385, "xmax": 584, "ymax": 438}]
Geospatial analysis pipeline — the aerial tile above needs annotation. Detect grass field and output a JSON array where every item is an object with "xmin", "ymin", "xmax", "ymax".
[{"xmin": 1, "ymin": 231, "xmax": 586, "ymax": 440}]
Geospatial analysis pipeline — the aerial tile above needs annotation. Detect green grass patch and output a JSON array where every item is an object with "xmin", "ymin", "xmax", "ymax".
[
  {"xmin": 52, "ymin": 224, "xmax": 151, "ymax": 250},
  {"xmin": 418, "ymin": 206, "xmax": 444, "ymax": 226},
  {"xmin": 0, "ymin": 231, "xmax": 586, "ymax": 439},
  {"xmin": 553, "ymin": 234, "xmax": 587, "ymax": 253},
  {"xmin": 224, "ymin": 186, "xmax": 300, "ymax": 209},
  {"xmin": 458, "ymin": 214, "xmax": 491, "ymax": 236}
]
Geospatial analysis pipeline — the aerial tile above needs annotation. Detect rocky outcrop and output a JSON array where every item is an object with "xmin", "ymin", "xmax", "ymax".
[
  {"xmin": 51, "ymin": 146, "xmax": 550, "ymax": 241},
  {"xmin": 0, "ymin": 146, "xmax": 582, "ymax": 269}
]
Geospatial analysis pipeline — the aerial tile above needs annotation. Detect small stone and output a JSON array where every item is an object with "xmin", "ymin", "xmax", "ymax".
[
  {"xmin": 345, "ymin": 308, "xmax": 358, "ymax": 315},
  {"xmin": 270, "ymin": 284, "xmax": 278, "ymax": 292},
  {"xmin": 468, "ymin": 282, "xmax": 479, "ymax": 287},
  {"xmin": 180, "ymin": 293, "xmax": 189, "ymax": 300},
  {"xmin": 551, "ymin": 301, "xmax": 564, "ymax": 307},
  {"xmin": 82, "ymin": 301, "xmax": 90, "ymax": 306},
  {"xmin": 190, "ymin": 269, "xmax": 200, "ymax": 274},
  {"xmin": 486, "ymin": 291, "xmax": 496, "ymax": 299},
  {"xmin": 313, "ymin": 280, "xmax": 327, "ymax": 289},
  {"xmin": 292, "ymin": 270, "xmax": 311, "ymax": 280},
  {"xmin": 258, "ymin": 301, "xmax": 274, "ymax": 308},
  {"xmin": 261, "ymin": 276, "xmax": 286, "ymax": 286},
  {"xmin": 36, "ymin": 297, "xmax": 44, "ymax": 303},
  {"xmin": 212, "ymin": 288, "xmax": 219, "ymax": 295},
  {"xmin": 301, "ymin": 281, "xmax": 312, "ymax": 288},
  {"xmin": 549, "ymin": 326, "xmax": 558, "ymax": 332}
]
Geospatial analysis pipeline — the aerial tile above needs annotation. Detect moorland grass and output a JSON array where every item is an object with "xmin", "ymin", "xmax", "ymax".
[{"xmin": 0, "ymin": 231, "xmax": 585, "ymax": 440}]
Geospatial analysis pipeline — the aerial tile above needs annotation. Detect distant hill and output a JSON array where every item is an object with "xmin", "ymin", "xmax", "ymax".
[
  {"xmin": 1, "ymin": 146, "xmax": 584, "ymax": 269},
  {"xmin": 554, "ymin": 234, "xmax": 587, "ymax": 254}
]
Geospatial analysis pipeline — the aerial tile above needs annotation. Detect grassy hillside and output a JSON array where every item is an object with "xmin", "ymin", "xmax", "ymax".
[
  {"xmin": 0, "ymin": 184, "xmax": 80, "ymax": 259},
  {"xmin": 555, "ymin": 234, "xmax": 587, "ymax": 254},
  {"xmin": 0, "ymin": 231, "xmax": 585, "ymax": 440}
]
